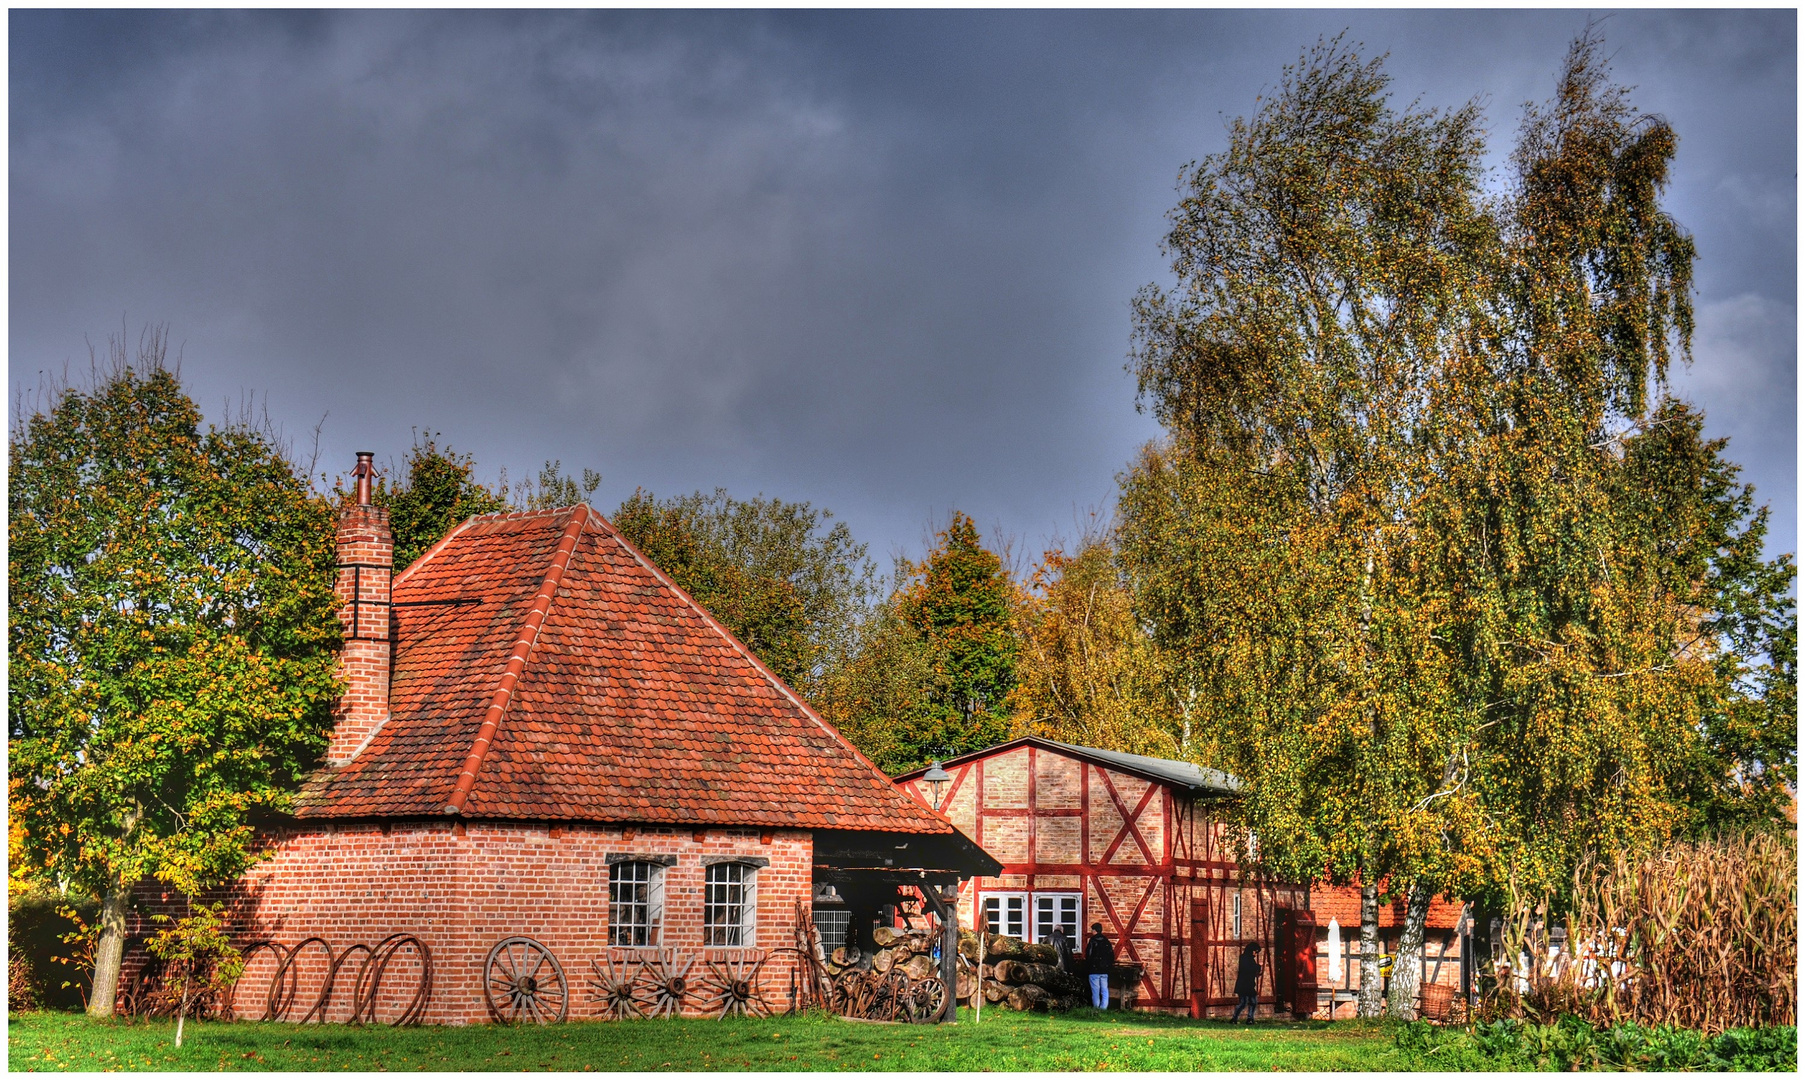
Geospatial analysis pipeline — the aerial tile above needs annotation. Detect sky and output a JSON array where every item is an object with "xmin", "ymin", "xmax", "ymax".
[{"xmin": 10, "ymin": 8, "xmax": 1796, "ymax": 574}]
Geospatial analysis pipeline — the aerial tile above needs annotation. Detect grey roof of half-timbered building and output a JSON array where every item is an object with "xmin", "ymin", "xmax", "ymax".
[{"xmin": 894, "ymin": 735, "xmax": 1242, "ymax": 798}]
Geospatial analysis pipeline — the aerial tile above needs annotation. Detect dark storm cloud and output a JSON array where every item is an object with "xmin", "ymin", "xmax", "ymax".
[{"xmin": 10, "ymin": 9, "xmax": 1795, "ymax": 568}]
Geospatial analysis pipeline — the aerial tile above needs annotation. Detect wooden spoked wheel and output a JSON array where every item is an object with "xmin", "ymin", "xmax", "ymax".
[
  {"xmin": 906, "ymin": 977, "xmax": 946, "ymax": 1024},
  {"xmin": 702, "ymin": 952, "xmax": 769, "ymax": 1019},
  {"xmin": 483, "ymin": 937, "xmax": 568, "ymax": 1024}
]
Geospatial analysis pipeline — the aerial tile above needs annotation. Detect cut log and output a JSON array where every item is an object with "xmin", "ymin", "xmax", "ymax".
[
  {"xmin": 984, "ymin": 934, "xmax": 1026, "ymax": 960},
  {"xmin": 957, "ymin": 931, "xmax": 984, "ymax": 962},
  {"xmin": 872, "ymin": 950, "xmax": 895, "ymax": 974},
  {"xmin": 872, "ymin": 926, "xmax": 903, "ymax": 948},
  {"xmin": 1021, "ymin": 942, "xmax": 1059, "ymax": 965},
  {"xmin": 956, "ymin": 971, "xmax": 975, "ymax": 1001},
  {"xmin": 902, "ymin": 955, "xmax": 937, "ymax": 981},
  {"xmin": 994, "ymin": 960, "xmax": 1062, "ymax": 987},
  {"xmin": 1005, "ymin": 984, "xmax": 1053, "ymax": 1012},
  {"xmin": 983, "ymin": 979, "xmax": 1010, "ymax": 1003}
]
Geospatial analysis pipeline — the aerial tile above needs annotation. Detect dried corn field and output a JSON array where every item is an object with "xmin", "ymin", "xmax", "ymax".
[{"xmin": 1490, "ymin": 832, "xmax": 1796, "ymax": 1033}]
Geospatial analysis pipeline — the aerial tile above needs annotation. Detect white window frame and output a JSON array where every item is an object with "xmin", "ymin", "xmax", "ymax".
[
  {"xmin": 704, "ymin": 861, "xmax": 758, "ymax": 946},
  {"xmin": 1031, "ymin": 891, "xmax": 1082, "ymax": 946},
  {"xmin": 982, "ymin": 892, "xmax": 1027, "ymax": 940},
  {"xmin": 608, "ymin": 859, "xmax": 667, "ymax": 947},
  {"xmin": 1232, "ymin": 892, "xmax": 1243, "ymax": 939}
]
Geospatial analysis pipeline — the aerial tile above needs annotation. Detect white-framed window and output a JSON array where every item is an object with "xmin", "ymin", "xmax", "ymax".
[
  {"xmin": 982, "ymin": 892, "xmax": 1027, "ymax": 939},
  {"xmin": 608, "ymin": 858, "xmax": 667, "ymax": 946},
  {"xmin": 704, "ymin": 862, "xmax": 758, "ymax": 946},
  {"xmin": 1033, "ymin": 892, "xmax": 1081, "ymax": 946},
  {"xmin": 1232, "ymin": 892, "xmax": 1243, "ymax": 939}
]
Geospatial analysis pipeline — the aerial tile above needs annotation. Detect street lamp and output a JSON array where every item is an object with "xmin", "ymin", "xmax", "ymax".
[{"xmin": 922, "ymin": 759, "xmax": 951, "ymax": 810}]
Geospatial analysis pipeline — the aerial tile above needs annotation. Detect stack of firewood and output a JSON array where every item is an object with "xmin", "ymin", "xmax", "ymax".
[{"xmin": 820, "ymin": 926, "xmax": 1141, "ymax": 1013}]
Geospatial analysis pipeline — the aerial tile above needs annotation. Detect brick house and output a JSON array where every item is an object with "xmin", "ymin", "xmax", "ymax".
[
  {"xmin": 892, "ymin": 737, "xmax": 1314, "ymax": 1017},
  {"xmin": 121, "ymin": 461, "xmax": 995, "ymax": 1024}
]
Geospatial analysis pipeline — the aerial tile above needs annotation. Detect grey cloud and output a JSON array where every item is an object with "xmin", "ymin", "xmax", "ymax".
[{"xmin": 10, "ymin": 9, "xmax": 1795, "ymax": 569}]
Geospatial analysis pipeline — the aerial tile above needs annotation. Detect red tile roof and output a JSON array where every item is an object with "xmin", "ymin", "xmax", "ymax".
[
  {"xmin": 295, "ymin": 505, "xmax": 953, "ymax": 835},
  {"xmin": 1311, "ymin": 884, "xmax": 1466, "ymax": 931}
]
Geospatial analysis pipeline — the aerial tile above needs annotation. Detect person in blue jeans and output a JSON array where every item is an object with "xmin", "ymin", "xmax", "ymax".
[{"xmin": 1084, "ymin": 923, "xmax": 1116, "ymax": 1009}]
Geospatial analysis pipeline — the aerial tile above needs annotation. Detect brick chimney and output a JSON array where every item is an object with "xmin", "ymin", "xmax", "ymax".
[{"xmin": 330, "ymin": 452, "xmax": 391, "ymax": 765}]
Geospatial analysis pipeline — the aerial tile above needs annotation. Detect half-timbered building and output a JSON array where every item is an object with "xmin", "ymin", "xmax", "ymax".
[{"xmin": 893, "ymin": 737, "xmax": 1313, "ymax": 1017}]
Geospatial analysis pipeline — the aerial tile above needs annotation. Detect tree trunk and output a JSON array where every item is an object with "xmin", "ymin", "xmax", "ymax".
[
  {"xmin": 86, "ymin": 881, "xmax": 132, "ymax": 1018},
  {"xmin": 175, "ymin": 976, "xmax": 191, "ymax": 1048},
  {"xmin": 1386, "ymin": 881, "xmax": 1432, "ymax": 1019},
  {"xmin": 1355, "ymin": 881, "xmax": 1383, "ymax": 1018}
]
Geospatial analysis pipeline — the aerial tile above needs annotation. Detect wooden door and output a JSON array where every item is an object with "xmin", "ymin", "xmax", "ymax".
[{"xmin": 1274, "ymin": 907, "xmax": 1319, "ymax": 1018}]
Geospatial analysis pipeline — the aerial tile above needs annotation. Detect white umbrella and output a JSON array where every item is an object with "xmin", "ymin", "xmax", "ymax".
[{"xmin": 1326, "ymin": 918, "xmax": 1343, "ymax": 983}]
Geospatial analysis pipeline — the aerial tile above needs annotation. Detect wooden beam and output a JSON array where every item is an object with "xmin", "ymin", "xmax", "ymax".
[{"xmin": 916, "ymin": 879, "xmax": 960, "ymax": 1024}]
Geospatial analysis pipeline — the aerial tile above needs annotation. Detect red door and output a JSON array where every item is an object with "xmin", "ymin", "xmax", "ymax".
[{"xmin": 1274, "ymin": 908, "xmax": 1319, "ymax": 1018}]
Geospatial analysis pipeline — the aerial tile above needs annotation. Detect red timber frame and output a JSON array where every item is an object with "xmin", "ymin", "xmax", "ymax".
[{"xmin": 899, "ymin": 742, "xmax": 1308, "ymax": 1013}]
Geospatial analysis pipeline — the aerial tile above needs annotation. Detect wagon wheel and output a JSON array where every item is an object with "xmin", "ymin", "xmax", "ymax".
[
  {"xmin": 907, "ymin": 976, "xmax": 946, "ymax": 1024},
  {"xmin": 863, "ymin": 969, "xmax": 905, "ymax": 1022},
  {"xmin": 640, "ymin": 949, "xmax": 696, "ymax": 1019},
  {"xmin": 829, "ymin": 969, "xmax": 860, "ymax": 1016},
  {"xmin": 483, "ymin": 937, "xmax": 568, "ymax": 1025},
  {"xmin": 702, "ymin": 952, "xmax": 769, "ymax": 1019},
  {"xmin": 586, "ymin": 953, "xmax": 648, "ymax": 1020}
]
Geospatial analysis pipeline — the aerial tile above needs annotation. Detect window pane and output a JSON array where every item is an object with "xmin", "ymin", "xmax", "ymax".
[
  {"xmin": 610, "ymin": 861, "xmax": 661, "ymax": 947},
  {"xmin": 705, "ymin": 863, "xmax": 749, "ymax": 947}
]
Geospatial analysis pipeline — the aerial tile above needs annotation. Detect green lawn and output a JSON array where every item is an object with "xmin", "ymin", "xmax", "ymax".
[{"xmin": 10, "ymin": 1007, "xmax": 1454, "ymax": 1072}]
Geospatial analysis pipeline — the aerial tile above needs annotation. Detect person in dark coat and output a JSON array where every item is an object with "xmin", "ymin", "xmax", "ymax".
[
  {"xmin": 1050, "ymin": 925, "xmax": 1077, "ymax": 975},
  {"xmin": 1232, "ymin": 942, "xmax": 1262, "ymax": 1022},
  {"xmin": 1084, "ymin": 922, "xmax": 1116, "ymax": 1009}
]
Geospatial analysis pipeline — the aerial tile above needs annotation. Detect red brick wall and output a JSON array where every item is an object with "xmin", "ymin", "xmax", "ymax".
[{"xmin": 124, "ymin": 820, "xmax": 814, "ymax": 1024}]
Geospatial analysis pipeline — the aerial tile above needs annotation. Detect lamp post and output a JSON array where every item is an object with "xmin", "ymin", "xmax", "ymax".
[{"xmin": 922, "ymin": 759, "xmax": 951, "ymax": 810}]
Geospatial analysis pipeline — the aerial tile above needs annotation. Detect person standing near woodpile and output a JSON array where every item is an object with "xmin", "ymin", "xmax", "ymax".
[
  {"xmin": 1050, "ymin": 925, "xmax": 1076, "ymax": 975},
  {"xmin": 1232, "ymin": 942, "xmax": 1261, "ymax": 1023},
  {"xmin": 1084, "ymin": 923, "xmax": 1115, "ymax": 1009}
]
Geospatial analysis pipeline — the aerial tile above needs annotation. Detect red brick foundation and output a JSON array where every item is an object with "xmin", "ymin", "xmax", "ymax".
[{"xmin": 124, "ymin": 821, "xmax": 814, "ymax": 1024}]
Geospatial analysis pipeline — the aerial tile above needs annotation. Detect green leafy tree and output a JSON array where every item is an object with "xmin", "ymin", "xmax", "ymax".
[
  {"xmin": 145, "ymin": 901, "xmax": 243, "ymax": 1048},
  {"xmin": 816, "ymin": 583, "xmax": 950, "ymax": 775},
  {"xmin": 1120, "ymin": 31, "xmax": 1788, "ymax": 1018},
  {"xmin": 612, "ymin": 488, "xmax": 875, "ymax": 700},
  {"xmin": 374, "ymin": 434, "xmax": 509, "ymax": 570},
  {"xmin": 8, "ymin": 334, "xmax": 341, "ymax": 1017},
  {"xmin": 886, "ymin": 512, "xmax": 1021, "ymax": 770}
]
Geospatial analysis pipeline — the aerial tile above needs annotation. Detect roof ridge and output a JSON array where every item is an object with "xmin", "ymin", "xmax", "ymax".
[
  {"xmin": 441, "ymin": 506, "xmax": 588, "ymax": 815},
  {"xmin": 581, "ymin": 506, "xmax": 946, "ymax": 823}
]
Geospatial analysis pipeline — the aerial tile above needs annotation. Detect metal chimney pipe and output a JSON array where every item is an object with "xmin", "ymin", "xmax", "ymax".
[{"xmin": 353, "ymin": 452, "xmax": 375, "ymax": 506}]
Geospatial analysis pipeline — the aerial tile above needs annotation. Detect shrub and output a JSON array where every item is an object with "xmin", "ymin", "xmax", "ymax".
[
  {"xmin": 1401, "ymin": 1017, "xmax": 1798, "ymax": 1071},
  {"xmin": 6, "ymin": 889, "xmax": 99, "ymax": 1010}
]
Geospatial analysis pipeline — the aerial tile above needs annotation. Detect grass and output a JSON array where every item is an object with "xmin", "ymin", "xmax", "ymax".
[{"xmin": 11, "ymin": 1007, "xmax": 1441, "ymax": 1072}]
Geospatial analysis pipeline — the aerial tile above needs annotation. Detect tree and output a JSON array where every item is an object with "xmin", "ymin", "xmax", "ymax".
[
  {"xmin": 1011, "ymin": 534, "xmax": 1185, "ymax": 759},
  {"xmin": 1120, "ymin": 31, "xmax": 1787, "ymax": 1018},
  {"xmin": 886, "ymin": 512, "xmax": 1021, "ymax": 770},
  {"xmin": 612, "ymin": 488, "xmax": 875, "ymax": 701},
  {"xmin": 816, "ymin": 580, "xmax": 950, "ymax": 776},
  {"xmin": 8, "ymin": 333, "xmax": 341, "ymax": 1017},
  {"xmin": 145, "ymin": 901, "xmax": 243, "ymax": 1048},
  {"xmin": 374, "ymin": 434, "xmax": 508, "ymax": 570},
  {"xmin": 508, "ymin": 459, "xmax": 601, "ymax": 512}
]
